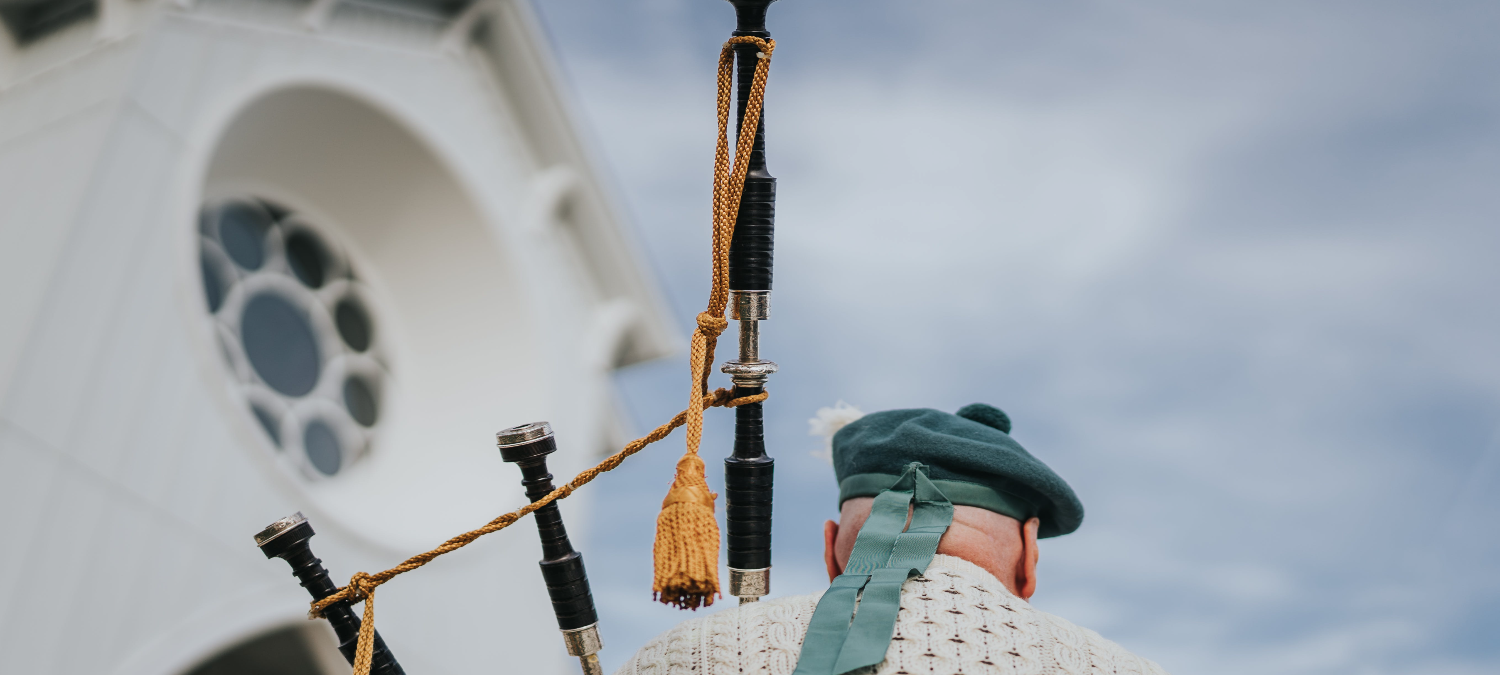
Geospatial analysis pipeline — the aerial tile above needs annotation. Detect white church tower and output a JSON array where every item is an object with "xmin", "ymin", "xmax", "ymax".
[{"xmin": 0, "ymin": 1, "xmax": 676, "ymax": 673}]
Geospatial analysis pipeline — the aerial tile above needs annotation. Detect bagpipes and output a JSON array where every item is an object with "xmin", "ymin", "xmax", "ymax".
[{"xmin": 254, "ymin": 2, "xmax": 784, "ymax": 673}]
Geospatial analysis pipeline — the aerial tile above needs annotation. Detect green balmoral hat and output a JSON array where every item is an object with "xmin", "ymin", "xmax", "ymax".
[{"xmin": 832, "ymin": 403, "xmax": 1084, "ymax": 538}]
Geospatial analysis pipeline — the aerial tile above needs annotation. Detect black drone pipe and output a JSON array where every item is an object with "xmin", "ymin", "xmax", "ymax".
[
  {"xmin": 721, "ymin": 0, "xmax": 779, "ymax": 605},
  {"xmin": 255, "ymin": 514, "xmax": 406, "ymax": 675},
  {"xmin": 497, "ymin": 422, "xmax": 604, "ymax": 675}
]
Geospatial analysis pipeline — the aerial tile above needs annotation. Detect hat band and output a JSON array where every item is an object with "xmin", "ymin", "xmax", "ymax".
[{"xmin": 838, "ymin": 473, "xmax": 1036, "ymax": 523}]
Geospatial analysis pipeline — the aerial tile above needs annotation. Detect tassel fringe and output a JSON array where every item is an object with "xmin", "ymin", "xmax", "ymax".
[{"xmin": 652, "ymin": 454, "xmax": 721, "ymax": 610}]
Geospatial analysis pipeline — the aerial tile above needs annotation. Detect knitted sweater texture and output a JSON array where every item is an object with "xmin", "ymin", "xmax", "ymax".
[{"xmin": 614, "ymin": 555, "xmax": 1167, "ymax": 675}]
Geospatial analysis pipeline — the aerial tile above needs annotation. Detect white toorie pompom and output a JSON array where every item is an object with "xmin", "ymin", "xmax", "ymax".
[
  {"xmin": 808, "ymin": 401, "xmax": 865, "ymax": 466},
  {"xmin": 809, "ymin": 401, "xmax": 865, "ymax": 438}
]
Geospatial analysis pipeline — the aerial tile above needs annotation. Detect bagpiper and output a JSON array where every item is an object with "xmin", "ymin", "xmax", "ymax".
[{"xmin": 614, "ymin": 403, "xmax": 1171, "ymax": 674}]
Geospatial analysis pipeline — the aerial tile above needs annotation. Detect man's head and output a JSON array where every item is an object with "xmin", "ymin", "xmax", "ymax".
[
  {"xmin": 823, "ymin": 499, "xmax": 1041, "ymax": 598},
  {"xmin": 821, "ymin": 403, "xmax": 1082, "ymax": 599}
]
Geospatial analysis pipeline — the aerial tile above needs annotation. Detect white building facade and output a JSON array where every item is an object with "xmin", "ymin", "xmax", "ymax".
[{"xmin": 0, "ymin": 1, "xmax": 675, "ymax": 673}]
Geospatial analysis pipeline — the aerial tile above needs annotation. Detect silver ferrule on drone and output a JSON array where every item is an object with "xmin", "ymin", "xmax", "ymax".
[
  {"xmin": 722, "ymin": 290, "xmax": 778, "ymax": 387},
  {"xmin": 562, "ymin": 624, "xmax": 605, "ymax": 675},
  {"xmin": 729, "ymin": 567, "xmax": 771, "ymax": 604}
]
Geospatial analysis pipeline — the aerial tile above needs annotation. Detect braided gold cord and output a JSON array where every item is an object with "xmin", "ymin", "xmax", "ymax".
[{"xmin": 688, "ymin": 37, "xmax": 775, "ymax": 450}]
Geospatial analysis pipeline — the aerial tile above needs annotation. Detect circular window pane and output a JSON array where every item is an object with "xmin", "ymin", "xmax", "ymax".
[
  {"xmin": 241, "ymin": 293, "xmax": 322, "ymax": 397},
  {"xmin": 286, "ymin": 230, "xmax": 329, "ymax": 289},
  {"xmin": 200, "ymin": 246, "xmax": 231, "ymax": 312},
  {"xmin": 335, "ymin": 298, "xmax": 373, "ymax": 352},
  {"xmin": 252, "ymin": 404, "xmax": 283, "ymax": 447},
  {"xmin": 202, "ymin": 196, "xmax": 386, "ymax": 481},
  {"xmin": 217, "ymin": 201, "xmax": 274, "ymax": 271},
  {"xmin": 343, "ymin": 376, "xmax": 379, "ymax": 427},
  {"xmin": 303, "ymin": 419, "xmax": 342, "ymax": 476}
]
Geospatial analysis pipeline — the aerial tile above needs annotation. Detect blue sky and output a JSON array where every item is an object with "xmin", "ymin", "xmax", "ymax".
[{"xmin": 530, "ymin": 2, "xmax": 1500, "ymax": 673}]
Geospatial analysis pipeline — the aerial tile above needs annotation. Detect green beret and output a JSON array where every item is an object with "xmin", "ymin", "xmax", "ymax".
[{"xmin": 832, "ymin": 403, "xmax": 1084, "ymax": 538}]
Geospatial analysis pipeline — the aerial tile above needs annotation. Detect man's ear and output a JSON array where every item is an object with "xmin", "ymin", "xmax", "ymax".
[
  {"xmin": 1018, "ymin": 517, "xmax": 1040, "ymax": 600},
  {"xmin": 824, "ymin": 519, "xmax": 843, "ymax": 581}
]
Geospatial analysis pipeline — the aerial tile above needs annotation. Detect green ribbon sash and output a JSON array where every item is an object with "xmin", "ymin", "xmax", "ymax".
[{"xmin": 792, "ymin": 462, "xmax": 955, "ymax": 675}]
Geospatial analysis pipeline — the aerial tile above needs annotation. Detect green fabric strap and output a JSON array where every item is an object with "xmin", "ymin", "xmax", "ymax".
[
  {"xmin": 838, "ymin": 473, "xmax": 1037, "ymax": 523},
  {"xmin": 792, "ymin": 463, "xmax": 955, "ymax": 675}
]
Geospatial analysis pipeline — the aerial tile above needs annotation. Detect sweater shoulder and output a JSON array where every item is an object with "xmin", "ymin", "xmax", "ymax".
[
  {"xmin": 612, "ymin": 593, "xmax": 822, "ymax": 675},
  {"xmin": 889, "ymin": 555, "xmax": 1171, "ymax": 675},
  {"xmin": 1021, "ymin": 604, "xmax": 1172, "ymax": 675}
]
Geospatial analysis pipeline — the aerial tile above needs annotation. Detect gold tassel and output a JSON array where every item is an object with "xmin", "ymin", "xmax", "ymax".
[{"xmin": 652, "ymin": 453, "xmax": 720, "ymax": 609}]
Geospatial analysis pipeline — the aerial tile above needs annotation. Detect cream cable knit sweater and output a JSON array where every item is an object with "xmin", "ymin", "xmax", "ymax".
[{"xmin": 614, "ymin": 555, "xmax": 1168, "ymax": 675}]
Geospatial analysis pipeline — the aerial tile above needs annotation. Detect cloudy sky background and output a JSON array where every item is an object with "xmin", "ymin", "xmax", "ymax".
[{"xmin": 528, "ymin": 1, "xmax": 1500, "ymax": 673}]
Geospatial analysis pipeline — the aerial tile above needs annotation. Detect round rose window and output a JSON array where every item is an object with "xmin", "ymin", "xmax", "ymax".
[{"xmin": 199, "ymin": 197, "xmax": 388, "ymax": 478}]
